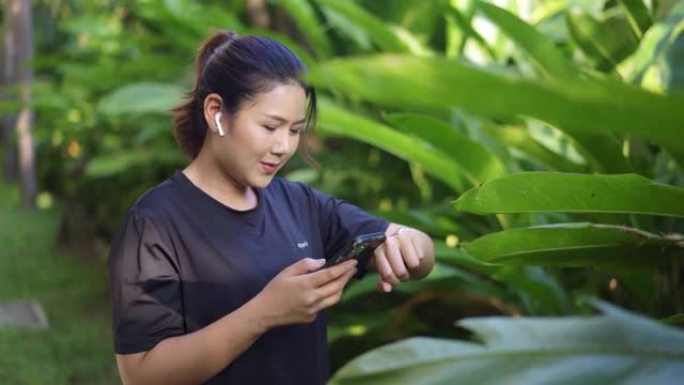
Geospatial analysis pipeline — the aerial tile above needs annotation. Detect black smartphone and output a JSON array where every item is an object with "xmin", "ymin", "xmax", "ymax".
[{"xmin": 324, "ymin": 232, "xmax": 386, "ymax": 268}]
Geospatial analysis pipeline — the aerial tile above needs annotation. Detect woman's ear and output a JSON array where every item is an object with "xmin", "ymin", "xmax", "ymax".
[{"xmin": 203, "ymin": 93, "xmax": 225, "ymax": 136}]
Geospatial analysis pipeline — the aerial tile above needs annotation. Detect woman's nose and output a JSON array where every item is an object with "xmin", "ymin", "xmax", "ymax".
[{"xmin": 271, "ymin": 129, "xmax": 295, "ymax": 155}]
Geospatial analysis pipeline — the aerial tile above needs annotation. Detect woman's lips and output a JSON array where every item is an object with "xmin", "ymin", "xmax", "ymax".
[{"xmin": 260, "ymin": 161, "xmax": 279, "ymax": 174}]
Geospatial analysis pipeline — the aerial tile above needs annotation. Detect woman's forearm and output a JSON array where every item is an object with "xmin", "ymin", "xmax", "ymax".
[{"xmin": 117, "ymin": 298, "xmax": 268, "ymax": 385}]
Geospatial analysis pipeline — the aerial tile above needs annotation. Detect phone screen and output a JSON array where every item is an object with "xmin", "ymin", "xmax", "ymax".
[{"xmin": 324, "ymin": 232, "xmax": 386, "ymax": 268}]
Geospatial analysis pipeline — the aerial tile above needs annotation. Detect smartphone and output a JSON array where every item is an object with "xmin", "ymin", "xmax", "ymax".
[{"xmin": 324, "ymin": 232, "xmax": 386, "ymax": 268}]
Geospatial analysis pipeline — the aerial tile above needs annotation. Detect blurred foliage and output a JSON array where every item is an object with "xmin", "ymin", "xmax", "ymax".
[{"xmin": 2, "ymin": 0, "xmax": 684, "ymax": 383}]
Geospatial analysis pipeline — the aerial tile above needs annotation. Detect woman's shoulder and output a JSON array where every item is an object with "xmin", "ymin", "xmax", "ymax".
[{"xmin": 127, "ymin": 177, "xmax": 180, "ymax": 222}]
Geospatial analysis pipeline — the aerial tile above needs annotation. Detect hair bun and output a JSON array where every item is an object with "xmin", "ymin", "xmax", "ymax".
[{"xmin": 225, "ymin": 30, "xmax": 240, "ymax": 42}]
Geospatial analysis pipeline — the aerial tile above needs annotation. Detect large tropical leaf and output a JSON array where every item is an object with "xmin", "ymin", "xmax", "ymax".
[
  {"xmin": 444, "ymin": 5, "xmax": 496, "ymax": 59},
  {"xmin": 566, "ymin": 8, "xmax": 639, "ymax": 70},
  {"xmin": 277, "ymin": 0, "xmax": 332, "ymax": 58},
  {"xmin": 453, "ymin": 172, "xmax": 684, "ymax": 217},
  {"xmin": 308, "ymin": 54, "xmax": 684, "ymax": 159},
  {"xmin": 618, "ymin": 0, "xmax": 653, "ymax": 38},
  {"xmin": 622, "ymin": 1, "xmax": 684, "ymax": 83},
  {"xmin": 328, "ymin": 302, "xmax": 684, "ymax": 385},
  {"xmin": 318, "ymin": 100, "xmax": 468, "ymax": 192},
  {"xmin": 85, "ymin": 150, "xmax": 183, "ymax": 178},
  {"xmin": 313, "ymin": 0, "xmax": 412, "ymax": 53},
  {"xmin": 464, "ymin": 222, "xmax": 684, "ymax": 266},
  {"xmin": 384, "ymin": 113, "xmax": 506, "ymax": 184},
  {"xmin": 433, "ymin": 242, "xmax": 572, "ymax": 314},
  {"xmin": 97, "ymin": 82, "xmax": 183, "ymax": 116},
  {"xmin": 475, "ymin": 1, "xmax": 577, "ymax": 78},
  {"xmin": 568, "ymin": 133, "xmax": 633, "ymax": 174},
  {"xmin": 483, "ymin": 125, "xmax": 587, "ymax": 173},
  {"xmin": 471, "ymin": 3, "xmax": 633, "ymax": 173}
]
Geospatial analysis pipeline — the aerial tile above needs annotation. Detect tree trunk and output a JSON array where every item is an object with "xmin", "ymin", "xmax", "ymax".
[
  {"xmin": 9, "ymin": 0, "xmax": 37, "ymax": 208},
  {"xmin": 2, "ymin": 0, "xmax": 19, "ymax": 183},
  {"xmin": 246, "ymin": 0, "xmax": 270, "ymax": 29}
]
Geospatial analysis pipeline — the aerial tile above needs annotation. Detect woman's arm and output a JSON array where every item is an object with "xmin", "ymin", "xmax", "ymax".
[
  {"xmin": 116, "ymin": 258, "xmax": 358, "ymax": 385},
  {"xmin": 116, "ymin": 299, "xmax": 265, "ymax": 385},
  {"xmin": 369, "ymin": 223, "xmax": 435, "ymax": 292}
]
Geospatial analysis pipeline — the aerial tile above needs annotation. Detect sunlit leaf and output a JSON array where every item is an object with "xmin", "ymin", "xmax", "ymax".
[
  {"xmin": 318, "ymin": 100, "xmax": 468, "ymax": 192},
  {"xmin": 385, "ymin": 113, "xmax": 506, "ymax": 184},
  {"xmin": 308, "ymin": 54, "xmax": 684, "ymax": 159},
  {"xmin": 454, "ymin": 172, "xmax": 684, "ymax": 217},
  {"xmin": 618, "ymin": 0, "xmax": 653, "ymax": 38},
  {"xmin": 566, "ymin": 8, "xmax": 639, "ymax": 70},
  {"xmin": 483, "ymin": 125, "xmax": 587, "ymax": 173},
  {"xmin": 476, "ymin": 1, "xmax": 577, "ymax": 78},
  {"xmin": 622, "ymin": 1, "xmax": 684, "ymax": 82}
]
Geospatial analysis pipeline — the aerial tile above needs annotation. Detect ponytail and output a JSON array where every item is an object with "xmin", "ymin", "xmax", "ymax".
[{"xmin": 171, "ymin": 31, "xmax": 239, "ymax": 159}]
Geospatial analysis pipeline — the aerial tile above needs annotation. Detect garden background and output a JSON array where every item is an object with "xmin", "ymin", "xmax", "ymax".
[{"xmin": 1, "ymin": 0, "xmax": 684, "ymax": 384}]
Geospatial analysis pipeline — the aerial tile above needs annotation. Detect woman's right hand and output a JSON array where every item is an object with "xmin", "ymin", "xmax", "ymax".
[{"xmin": 250, "ymin": 258, "xmax": 358, "ymax": 329}]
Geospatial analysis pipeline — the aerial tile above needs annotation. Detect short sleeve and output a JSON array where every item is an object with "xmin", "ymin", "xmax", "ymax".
[
  {"xmin": 107, "ymin": 209, "xmax": 185, "ymax": 354},
  {"xmin": 308, "ymin": 186, "xmax": 390, "ymax": 278}
]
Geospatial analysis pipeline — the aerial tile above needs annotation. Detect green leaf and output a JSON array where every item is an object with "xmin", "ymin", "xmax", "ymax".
[
  {"xmin": 384, "ymin": 113, "xmax": 506, "ymax": 184},
  {"xmin": 454, "ymin": 172, "xmax": 684, "ymax": 217},
  {"xmin": 97, "ymin": 82, "xmax": 183, "ymax": 116},
  {"xmin": 329, "ymin": 302, "xmax": 684, "ymax": 385},
  {"xmin": 618, "ymin": 0, "xmax": 654, "ymax": 38},
  {"xmin": 318, "ymin": 100, "xmax": 468, "ymax": 192},
  {"xmin": 570, "ymin": 132, "xmax": 634, "ymax": 173},
  {"xmin": 434, "ymin": 243, "xmax": 572, "ymax": 314},
  {"xmin": 277, "ymin": 0, "xmax": 332, "ymax": 58},
  {"xmin": 661, "ymin": 313, "xmax": 684, "ymax": 325},
  {"xmin": 483, "ymin": 125, "xmax": 587, "ymax": 173},
  {"xmin": 623, "ymin": 1, "xmax": 684, "ymax": 82},
  {"xmin": 444, "ymin": 5, "xmax": 496, "ymax": 59},
  {"xmin": 465, "ymin": 223, "xmax": 684, "ymax": 266},
  {"xmin": 476, "ymin": 1, "xmax": 577, "ymax": 78},
  {"xmin": 308, "ymin": 54, "xmax": 684, "ymax": 158},
  {"xmin": 313, "ymin": 0, "xmax": 411, "ymax": 52},
  {"xmin": 85, "ymin": 150, "xmax": 183, "ymax": 178},
  {"xmin": 566, "ymin": 9, "xmax": 639, "ymax": 70}
]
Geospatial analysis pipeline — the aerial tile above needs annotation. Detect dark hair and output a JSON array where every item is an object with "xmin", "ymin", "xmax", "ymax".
[{"xmin": 172, "ymin": 30, "xmax": 318, "ymax": 164}]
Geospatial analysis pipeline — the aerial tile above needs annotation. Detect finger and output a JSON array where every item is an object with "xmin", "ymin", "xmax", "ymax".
[
  {"xmin": 374, "ymin": 246, "xmax": 400, "ymax": 285},
  {"xmin": 398, "ymin": 234, "xmax": 420, "ymax": 270},
  {"xmin": 307, "ymin": 259, "xmax": 357, "ymax": 287},
  {"xmin": 385, "ymin": 236, "xmax": 409, "ymax": 281},
  {"xmin": 315, "ymin": 267, "xmax": 357, "ymax": 299},
  {"xmin": 282, "ymin": 258, "xmax": 326, "ymax": 276},
  {"xmin": 314, "ymin": 270, "xmax": 358, "ymax": 311},
  {"xmin": 376, "ymin": 280, "xmax": 393, "ymax": 293}
]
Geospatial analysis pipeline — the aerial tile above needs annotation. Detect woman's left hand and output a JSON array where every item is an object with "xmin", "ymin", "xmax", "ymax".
[{"xmin": 371, "ymin": 223, "xmax": 435, "ymax": 293}]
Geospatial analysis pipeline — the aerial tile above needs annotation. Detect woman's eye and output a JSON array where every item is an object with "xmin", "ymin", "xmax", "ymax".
[
  {"xmin": 290, "ymin": 127, "xmax": 302, "ymax": 135},
  {"xmin": 262, "ymin": 125, "xmax": 277, "ymax": 132}
]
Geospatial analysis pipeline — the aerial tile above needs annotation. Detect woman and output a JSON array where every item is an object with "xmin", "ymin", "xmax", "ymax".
[{"xmin": 107, "ymin": 30, "xmax": 434, "ymax": 385}]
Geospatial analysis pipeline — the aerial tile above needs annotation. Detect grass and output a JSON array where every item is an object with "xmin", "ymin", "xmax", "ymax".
[{"xmin": 0, "ymin": 183, "xmax": 120, "ymax": 385}]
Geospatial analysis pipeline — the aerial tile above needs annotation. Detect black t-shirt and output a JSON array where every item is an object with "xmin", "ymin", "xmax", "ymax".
[{"xmin": 107, "ymin": 170, "xmax": 389, "ymax": 385}]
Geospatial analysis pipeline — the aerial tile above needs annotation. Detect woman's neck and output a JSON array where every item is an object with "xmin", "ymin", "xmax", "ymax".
[{"xmin": 182, "ymin": 151, "xmax": 258, "ymax": 211}]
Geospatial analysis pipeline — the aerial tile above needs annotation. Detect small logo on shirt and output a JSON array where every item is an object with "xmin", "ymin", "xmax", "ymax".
[{"xmin": 297, "ymin": 241, "xmax": 309, "ymax": 249}]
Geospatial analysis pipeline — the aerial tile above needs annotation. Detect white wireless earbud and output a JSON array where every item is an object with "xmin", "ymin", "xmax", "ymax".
[{"xmin": 214, "ymin": 112, "xmax": 225, "ymax": 137}]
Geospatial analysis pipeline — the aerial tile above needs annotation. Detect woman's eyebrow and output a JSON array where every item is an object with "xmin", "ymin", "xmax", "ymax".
[{"xmin": 264, "ymin": 113, "xmax": 306, "ymax": 124}]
